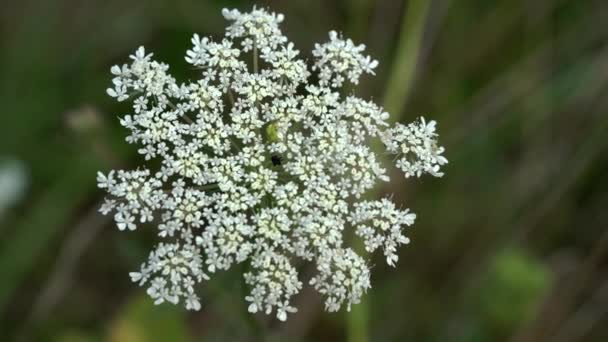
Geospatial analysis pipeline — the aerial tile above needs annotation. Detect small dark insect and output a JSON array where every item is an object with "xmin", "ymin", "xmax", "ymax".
[{"xmin": 271, "ymin": 154, "xmax": 283, "ymax": 166}]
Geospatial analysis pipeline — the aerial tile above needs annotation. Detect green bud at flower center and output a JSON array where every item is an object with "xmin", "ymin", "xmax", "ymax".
[{"xmin": 264, "ymin": 121, "xmax": 281, "ymax": 143}]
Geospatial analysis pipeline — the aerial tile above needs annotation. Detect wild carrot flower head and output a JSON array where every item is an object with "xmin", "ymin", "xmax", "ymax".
[{"xmin": 99, "ymin": 7, "xmax": 447, "ymax": 321}]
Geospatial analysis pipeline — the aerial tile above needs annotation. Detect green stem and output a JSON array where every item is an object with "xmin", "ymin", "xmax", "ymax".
[
  {"xmin": 382, "ymin": 0, "xmax": 432, "ymax": 117},
  {"xmin": 227, "ymin": 89, "xmax": 236, "ymax": 106},
  {"xmin": 347, "ymin": 239, "xmax": 370, "ymax": 342},
  {"xmin": 346, "ymin": 2, "xmax": 432, "ymax": 342},
  {"xmin": 197, "ymin": 183, "xmax": 219, "ymax": 191},
  {"xmin": 253, "ymin": 39, "xmax": 259, "ymax": 74}
]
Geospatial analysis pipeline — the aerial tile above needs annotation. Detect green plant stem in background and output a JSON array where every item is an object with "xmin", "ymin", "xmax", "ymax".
[
  {"xmin": 346, "ymin": 237, "xmax": 369, "ymax": 342},
  {"xmin": 347, "ymin": 0, "xmax": 374, "ymax": 42},
  {"xmin": 383, "ymin": 0, "xmax": 432, "ymax": 116},
  {"xmin": 347, "ymin": 1, "xmax": 432, "ymax": 342}
]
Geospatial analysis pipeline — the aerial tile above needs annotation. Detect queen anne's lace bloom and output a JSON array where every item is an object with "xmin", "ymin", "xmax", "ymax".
[{"xmin": 99, "ymin": 7, "xmax": 447, "ymax": 321}]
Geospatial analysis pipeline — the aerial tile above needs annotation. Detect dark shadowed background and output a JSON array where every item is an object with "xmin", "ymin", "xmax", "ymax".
[{"xmin": 1, "ymin": 0, "xmax": 608, "ymax": 341}]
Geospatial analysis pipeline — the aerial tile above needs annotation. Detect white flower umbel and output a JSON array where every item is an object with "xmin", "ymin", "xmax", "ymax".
[{"xmin": 99, "ymin": 7, "xmax": 447, "ymax": 321}]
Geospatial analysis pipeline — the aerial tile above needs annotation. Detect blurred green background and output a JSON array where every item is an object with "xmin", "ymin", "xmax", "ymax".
[{"xmin": 1, "ymin": 0, "xmax": 607, "ymax": 341}]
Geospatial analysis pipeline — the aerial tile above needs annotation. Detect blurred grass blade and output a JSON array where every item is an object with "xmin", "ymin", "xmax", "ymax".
[
  {"xmin": 383, "ymin": 0, "xmax": 432, "ymax": 117},
  {"xmin": 347, "ymin": 1, "xmax": 433, "ymax": 342}
]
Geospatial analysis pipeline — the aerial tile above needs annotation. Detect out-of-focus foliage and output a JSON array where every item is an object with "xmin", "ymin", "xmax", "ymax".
[
  {"xmin": 107, "ymin": 295, "xmax": 190, "ymax": 342},
  {"xmin": 466, "ymin": 249, "xmax": 551, "ymax": 341},
  {"xmin": 1, "ymin": 0, "xmax": 607, "ymax": 341}
]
